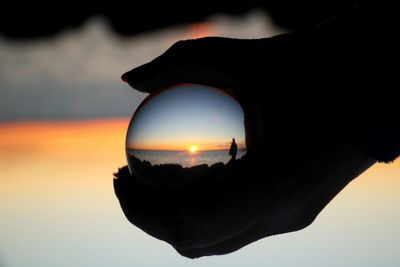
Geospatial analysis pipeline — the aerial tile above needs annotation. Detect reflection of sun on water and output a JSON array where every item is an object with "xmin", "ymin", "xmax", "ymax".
[
  {"xmin": 190, "ymin": 155, "xmax": 197, "ymax": 166},
  {"xmin": 188, "ymin": 145, "xmax": 198, "ymax": 166}
]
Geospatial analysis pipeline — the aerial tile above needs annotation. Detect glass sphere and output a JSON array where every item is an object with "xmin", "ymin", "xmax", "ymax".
[{"xmin": 126, "ymin": 84, "xmax": 247, "ymax": 188}]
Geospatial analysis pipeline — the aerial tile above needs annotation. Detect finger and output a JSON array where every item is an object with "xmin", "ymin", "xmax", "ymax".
[{"xmin": 121, "ymin": 37, "xmax": 264, "ymax": 93}]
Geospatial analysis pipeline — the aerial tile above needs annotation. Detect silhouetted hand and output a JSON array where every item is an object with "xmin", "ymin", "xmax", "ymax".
[{"xmin": 114, "ymin": 2, "xmax": 399, "ymax": 258}]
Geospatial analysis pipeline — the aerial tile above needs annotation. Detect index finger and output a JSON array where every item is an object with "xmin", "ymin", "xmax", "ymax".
[{"xmin": 121, "ymin": 37, "xmax": 259, "ymax": 93}]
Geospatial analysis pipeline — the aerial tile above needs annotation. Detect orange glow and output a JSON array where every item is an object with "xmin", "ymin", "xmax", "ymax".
[
  {"xmin": 128, "ymin": 139, "xmax": 248, "ymax": 151},
  {"xmin": 0, "ymin": 118, "xmax": 129, "ymax": 164},
  {"xmin": 129, "ymin": 139, "xmax": 231, "ymax": 152},
  {"xmin": 0, "ymin": 118, "xmax": 132, "ymax": 206},
  {"xmin": 1, "ymin": 119, "xmax": 400, "ymax": 264},
  {"xmin": 185, "ymin": 22, "xmax": 215, "ymax": 39},
  {"xmin": 188, "ymin": 145, "xmax": 199, "ymax": 153}
]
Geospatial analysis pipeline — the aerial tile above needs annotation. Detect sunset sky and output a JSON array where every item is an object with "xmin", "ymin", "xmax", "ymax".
[
  {"xmin": 1, "ymin": 118, "xmax": 399, "ymax": 267},
  {"xmin": 126, "ymin": 85, "xmax": 246, "ymax": 152},
  {"xmin": 0, "ymin": 12, "xmax": 399, "ymax": 267}
]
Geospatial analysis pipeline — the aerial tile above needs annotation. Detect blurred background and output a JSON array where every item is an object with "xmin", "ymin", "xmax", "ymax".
[{"xmin": 1, "ymin": 2, "xmax": 399, "ymax": 267}]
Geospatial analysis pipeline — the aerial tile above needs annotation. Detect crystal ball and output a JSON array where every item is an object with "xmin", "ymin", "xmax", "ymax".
[{"xmin": 126, "ymin": 84, "xmax": 247, "ymax": 188}]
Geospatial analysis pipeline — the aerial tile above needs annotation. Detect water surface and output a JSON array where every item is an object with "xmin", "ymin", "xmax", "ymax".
[{"xmin": 128, "ymin": 149, "xmax": 247, "ymax": 168}]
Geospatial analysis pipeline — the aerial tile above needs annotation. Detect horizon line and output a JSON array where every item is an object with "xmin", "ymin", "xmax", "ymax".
[{"xmin": 127, "ymin": 147, "xmax": 246, "ymax": 152}]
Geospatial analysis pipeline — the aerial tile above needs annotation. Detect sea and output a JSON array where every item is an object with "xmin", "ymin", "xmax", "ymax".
[{"xmin": 127, "ymin": 149, "xmax": 247, "ymax": 168}]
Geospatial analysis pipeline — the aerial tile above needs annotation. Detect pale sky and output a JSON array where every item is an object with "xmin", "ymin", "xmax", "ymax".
[{"xmin": 127, "ymin": 85, "xmax": 246, "ymax": 151}]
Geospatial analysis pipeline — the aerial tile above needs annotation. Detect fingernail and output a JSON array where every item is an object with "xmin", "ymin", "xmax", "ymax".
[{"xmin": 121, "ymin": 72, "xmax": 129, "ymax": 82}]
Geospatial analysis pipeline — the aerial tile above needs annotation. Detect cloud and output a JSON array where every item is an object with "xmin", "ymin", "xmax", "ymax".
[{"xmin": 0, "ymin": 12, "xmax": 282, "ymax": 121}]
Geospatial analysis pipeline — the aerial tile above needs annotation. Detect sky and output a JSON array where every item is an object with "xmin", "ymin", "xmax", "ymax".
[
  {"xmin": 1, "ymin": 10, "xmax": 399, "ymax": 267},
  {"xmin": 0, "ymin": 11, "xmax": 281, "ymax": 122},
  {"xmin": 127, "ymin": 85, "xmax": 245, "ymax": 151}
]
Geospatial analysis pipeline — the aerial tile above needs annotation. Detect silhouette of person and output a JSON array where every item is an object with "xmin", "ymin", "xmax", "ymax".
[
  {"xmin": 228, "ymin": 138, "xmax": 238, "ymax": 160},
  {"xmin": 115, "ymin": 0, "xmax": 400, "ymax": 259}
]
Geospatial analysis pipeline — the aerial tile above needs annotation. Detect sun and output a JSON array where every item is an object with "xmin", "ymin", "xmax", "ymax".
[{"xmin": 188, "ymin": 145, "xmax": 199, "ymax": 154}]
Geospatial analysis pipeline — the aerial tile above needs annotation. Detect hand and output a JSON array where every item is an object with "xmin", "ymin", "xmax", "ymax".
[{"xmin": 115, "ymin": 26, "xmax": 380, "ymax": 257}]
